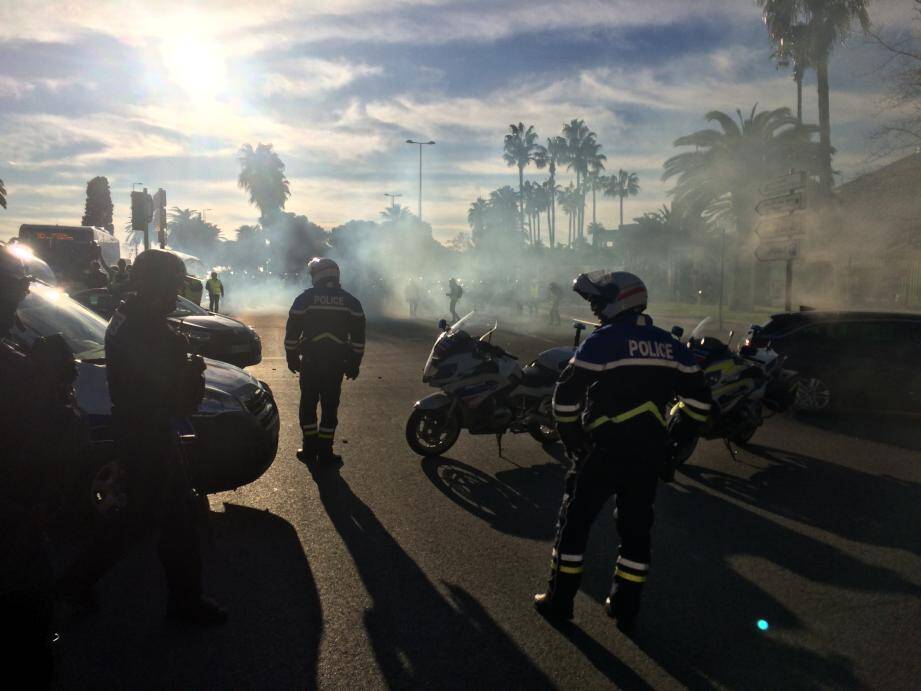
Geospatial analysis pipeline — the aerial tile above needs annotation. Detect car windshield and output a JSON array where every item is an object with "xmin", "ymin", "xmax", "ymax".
[
  {"xmin": 11, "ymin": 281, "xmax": 107, "ymax": 360},
  {"xmin": 172, "ymin": 295, "xmax": 210, "ymax": 317}
]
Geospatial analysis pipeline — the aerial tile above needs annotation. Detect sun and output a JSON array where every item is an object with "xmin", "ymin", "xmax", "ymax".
[{"xmin": 160, "ymin": 34, "xmax": 229, "ymax": 101}]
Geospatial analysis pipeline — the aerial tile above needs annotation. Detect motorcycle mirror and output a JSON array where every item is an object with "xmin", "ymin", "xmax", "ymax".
[
  {"xmin": 438, "ymin": 319, "xmax": 448, "ymax": 332},
  {"xmin": 727, "ymin": 329, "xmax": 735, "ymax": 347},
  {"xmin": 671, "ymin": 325, "xmax": 684, "ymax": 339}
]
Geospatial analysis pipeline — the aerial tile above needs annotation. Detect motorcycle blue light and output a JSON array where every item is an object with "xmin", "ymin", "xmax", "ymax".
[{"xmin": 757, "ymin": 619, "xmax": 769, "ymax": 631}]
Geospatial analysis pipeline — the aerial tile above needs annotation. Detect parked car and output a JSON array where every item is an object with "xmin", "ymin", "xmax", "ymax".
[
  {"xmin": 71, "ymin": 288, "xmax": 262, "ymax": 368},
  {"xmin": 747, "ymin": 310, "xmax": 921, "ymax": 413},
  {"xmin": 7, "ymin": 279, "xmax": 279, "ymax": 519}
]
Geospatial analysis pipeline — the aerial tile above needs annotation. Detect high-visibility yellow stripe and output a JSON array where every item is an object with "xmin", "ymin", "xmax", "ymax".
[
  {"xmin": 584, "ymin": 401, "xmax": 666, "ymax": 431},
  {"xmin": 558, "ymin": 565, "xmax": 584, "ymax": 574},
  {"xmin": 615, "ymin": 570, "xmax": 646, "ymax": 583},
  {"xmin": 317, "ymin": 433, "xmax": 334, "ymax": 440},
  {"xmin": 705, "ymin": 360, "xmax": 735, "ymax": 374},
  {"xmin": 677, "ymin": 401, "xmax": 708, "ymax": 422},
  {"xmin": 554, "ymin": 414, "xmax": 580, "ymax": 423}
]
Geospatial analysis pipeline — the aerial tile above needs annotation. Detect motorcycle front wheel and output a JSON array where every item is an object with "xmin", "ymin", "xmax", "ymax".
[{"xmin": 406, "ymin": 407, "xmax": 462, "ymax": 457}]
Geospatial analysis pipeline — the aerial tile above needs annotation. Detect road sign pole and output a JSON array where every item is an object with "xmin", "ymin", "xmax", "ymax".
[{"xmin": 718, "ymin": 226, "xmax": 725, "ymax": 331}]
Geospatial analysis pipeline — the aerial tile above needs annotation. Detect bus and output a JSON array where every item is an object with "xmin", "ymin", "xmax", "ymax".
[{"xmin": 18, "ymin": 224, "xmax": 120, "ymax": 284}]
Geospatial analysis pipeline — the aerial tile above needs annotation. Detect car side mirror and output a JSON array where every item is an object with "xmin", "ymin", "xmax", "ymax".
[
  {"xmin": 438, "ymin": 319, "xmax": 448, "ymax": 332},
  {"xmin": 671, "ymin": 325, "xmax": 684, "ymax": 339}
]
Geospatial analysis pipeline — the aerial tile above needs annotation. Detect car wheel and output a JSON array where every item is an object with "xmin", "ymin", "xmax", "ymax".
[{"xmin": 795, "ymin": 376, "xmax": 832, "ymax": 413}]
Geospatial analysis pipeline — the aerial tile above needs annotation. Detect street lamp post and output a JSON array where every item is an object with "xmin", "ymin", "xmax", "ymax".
[{"xmin": 405, "ymin": 139, "xmax": 435, "ymax": 221}]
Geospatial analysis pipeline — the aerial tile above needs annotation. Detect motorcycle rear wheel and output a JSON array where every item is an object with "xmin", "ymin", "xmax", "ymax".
[{"xmin": 406, "ymin": 408, "xmax": 461, "ymax": 457}]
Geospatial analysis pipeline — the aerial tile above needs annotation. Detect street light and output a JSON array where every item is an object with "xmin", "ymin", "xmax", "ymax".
[
  {"xmin": 199, "ymin": 208, "xmax": 212, "ymax": 223},
  {"xmin": 405, "ymin": 139, "xmax": 435, "ymax": 221},
  {"xmin": 384, "ymin": 192, "xmax": 403, "ymax": 208}
]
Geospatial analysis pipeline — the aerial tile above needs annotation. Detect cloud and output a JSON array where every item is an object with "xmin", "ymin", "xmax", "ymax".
[{"xmin": 261, "ymin": 58, "xmax": 383, "ymax": 97}]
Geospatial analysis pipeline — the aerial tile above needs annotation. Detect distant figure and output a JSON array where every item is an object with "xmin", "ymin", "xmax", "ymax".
[
  {"xmin": 548, "ymin": 282, "xmax": 563, "ymax": 326},
  {"xmin": 109, "ymin": 258, "xmax": 131, "ymax": 295},
  {"xmin": 84, "ymin": 260, "xmax": 108, "ymax": 289},
  {"xmin": 405, "ymin": 278, "xmax": 421, "ymax": 317},
  {"xmin": 206, "ymin": 271, "xmax": 224, "ymax": 312},
  {"xmin": 447, "ymin": 278, "xmax": 463, "ymax": 322}
]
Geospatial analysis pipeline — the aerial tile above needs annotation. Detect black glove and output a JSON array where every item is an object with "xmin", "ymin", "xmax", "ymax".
[{"xmin": 287, "ymin": 356, "xmax": 300, "ymax": 374}]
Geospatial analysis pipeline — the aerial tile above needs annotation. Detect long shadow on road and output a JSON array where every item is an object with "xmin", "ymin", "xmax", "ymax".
[
  {"xmin": 54, "ymin": 503, "xmax": 322, "ymax": 690},
  {"xmin": 419, "ymin": 447, "xmax": 920, "ymax": 690},
  {"xmin": 307, "ymin": 460, "xmax": 554, "ymax": 690}
]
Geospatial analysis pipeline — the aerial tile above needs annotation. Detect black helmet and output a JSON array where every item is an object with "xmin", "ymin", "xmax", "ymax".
[
  {"xmin": 572, "ymin": 270, "xmax": 647, "ymax": 322},
  {"xmin": 130, "ymin": 249, "xmax": 186, "ymax": 296}
]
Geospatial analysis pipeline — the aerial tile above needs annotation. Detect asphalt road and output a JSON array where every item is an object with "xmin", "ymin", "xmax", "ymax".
[{"xmin": 53, "ymin": 311, "xmax": 921, "ymax": 690}]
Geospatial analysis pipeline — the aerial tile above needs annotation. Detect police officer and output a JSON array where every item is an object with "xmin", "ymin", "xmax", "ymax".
[
  {"xmin": 206, "ymin": 271, "xmax": 224, "ymax": 312},
  {"xmin": 446, "ymin": 278, "xmax": 463, "ymax": 322},
  {"xmin": 285, "ymin": 257, "xmax": 365, "ymax": 464},
  {"xmin": 73, "ymin": 249, "xmax": 226, "ymax": 625},
  {"xmin": 534, "ymin": 271, "xmax": 711, "ymax": 633}
]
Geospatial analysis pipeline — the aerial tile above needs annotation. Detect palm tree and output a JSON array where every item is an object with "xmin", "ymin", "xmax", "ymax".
[
  {"xmin": 0, "ymin": 178, "xmax": 7, "ymax": 209},
  {"xmin": 503, "ymin": 122, "xmax": 541, "ymax": 233},
  {"xmin": 237, "ymin": 142, "xmax": 291, "ymax": 222},
  {"xmin": 662, "ymin": 105, "xmax": 822, "ymax": 306},
  {"xmin": 759, "ymin": 0, "xmax": 870, "ymax": 188},
  {"xmin": 586, "ymin": 149, "xmax": 607, "ymax": 226},
  {"xmin": 380, "ymin": 204, "xmax": 412, "ymax": 223},
  {"xmin": 560, "ymin": 119, "xmax": 602, "ymax": 240},
  {"xmin": 532, "ymin": 136, "xmax": 566, "ymax": 249},
  {"xmin": 558, "ymin": 182, "xmax": 579, "ymax": 248},
  {"xmin": 467, "ymin": 197, "xmax": 489, "ymax": 245},
  {"xmin": 603, "ymin": 169, "xmax": 640, "ymax": 228}
]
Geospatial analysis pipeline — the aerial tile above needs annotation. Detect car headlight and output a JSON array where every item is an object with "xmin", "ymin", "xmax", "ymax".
[{"xmin": 198, "ymin": 389, "xmax": 243, "ymax": 414}]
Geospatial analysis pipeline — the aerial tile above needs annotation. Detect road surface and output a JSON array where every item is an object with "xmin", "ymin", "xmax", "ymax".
[{"xmin": 53, "ymin": 312, "xmax": 921, "ymax": 690}]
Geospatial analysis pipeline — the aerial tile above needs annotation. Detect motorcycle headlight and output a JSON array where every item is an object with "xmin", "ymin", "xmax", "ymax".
[
  {"xmin": 186, "ymin": 330, "xmax": 211, "ymax": 343},
  {"xmin": 198, "ymin": 389, "xmax": 243, "ymax": 414},
  {"xmin": 248, "ymin": 326, "xmax": 260, "ymax": 341}
]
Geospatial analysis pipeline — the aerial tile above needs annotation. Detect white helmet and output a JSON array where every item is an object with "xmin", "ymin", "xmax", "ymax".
[
  {"xmin": 572, "ymin": 270, "xmax": 647, "ymax": 321},
  {"xmin": 307, "ymin": 257, "xmax": 340, "ymax": 286}
]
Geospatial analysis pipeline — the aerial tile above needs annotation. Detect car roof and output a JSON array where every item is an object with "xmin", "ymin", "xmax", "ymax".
[{"xmin": 765, "ymin": 310, "xmax": 921, "ymax": 332}]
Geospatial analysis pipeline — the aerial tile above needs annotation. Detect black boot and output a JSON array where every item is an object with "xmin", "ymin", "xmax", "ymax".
[
  {"xmin": 316, "ymin": 437, "xmax": 342, "ymax": 465},
  {"xmin": 533, "ymin": 568, "xmax": 580, "ymax": 621},
  {"xmin": 167, "ymin": 594, "xmax": 228, "ymax": 627},
  {"xmin": 604, "ymin": 578, "xmax": 643, "ymax": 635},
  {"xmin": 297, "ymin": 436, "xmax": 317, "ymax": 463}
]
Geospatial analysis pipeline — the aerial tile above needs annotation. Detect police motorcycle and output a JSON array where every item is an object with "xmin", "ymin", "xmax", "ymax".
[
  {"xmin": 668, "ymin": 317, "xmax": 798, "ymax": 465},
  {"xmin": 405, "ymin": 313, "xmax": 578, "ymax": 457}
]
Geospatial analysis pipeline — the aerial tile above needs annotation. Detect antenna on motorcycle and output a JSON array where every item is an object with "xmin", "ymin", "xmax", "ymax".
[{"xmin": 727, "ymin": 329, "xmax": 735, "ymax": 348}]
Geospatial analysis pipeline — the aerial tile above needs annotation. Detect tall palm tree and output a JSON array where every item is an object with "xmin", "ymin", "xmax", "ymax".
[
  {"xmin": 586, "ymin": 149, "xmax": 607, "ymax": 226},
  {"xmin": 558, "ymin": 182, "xmax": 579, "ymax": 248},
  {"xmin": 603, "ymin": 169, "xmax": 640, "ymax": 228},
  {"xmin": 237, "ymin": 142, "xmax": 291, "ymax": 222},
  {"xmin": 532, "ymin": 136, "xmax": 567, "ymax": 249},
  {"xmin": 759, "ymin": 0, "xmax": 871, "ymax": 188},
  {"xmin": 560, "ymin": 119, "xmax": 602, "ymax": 240},
  {"xmin": 0, "ymin": 178, "xmax": 7, "ymax": 209},
  {"xmin": 503, "ymin": 122, "xmax": 541, "ymax": 233},
  {"xmin": 663, "ymin": 105, "xmax": 822, "ymax": 306}
]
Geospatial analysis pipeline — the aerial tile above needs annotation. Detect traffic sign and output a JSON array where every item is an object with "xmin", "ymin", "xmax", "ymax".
[
  {"xmin": 754, "ymin": 214, "xmax": 807, "ymax": 238},
  {"xmin": 755, "ymin": 239, "xmax": 801, "ymax": 262},
  {"xmin": 755, "ymin": 190, "xmax": 805, "ymax": 217},
  {"xmin": 759, "ymin": 171, "xmax": 806, "ymax": 198}
]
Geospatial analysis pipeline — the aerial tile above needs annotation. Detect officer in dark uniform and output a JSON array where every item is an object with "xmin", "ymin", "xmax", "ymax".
[
  {"xmin": 285, "ymin": 257, "xmax": 365, "ymax": 464},
  {"xmin": 71, "ymin": 249, "xmax": 226, "ymax": 625},
  {"xmin": 534, "ymin": 271, "xmax": 711, "ymax": 633}
]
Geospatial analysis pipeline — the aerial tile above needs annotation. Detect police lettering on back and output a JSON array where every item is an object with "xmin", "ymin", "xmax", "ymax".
[
  {"xmin": 313, "ymin": 294, "xmax": 344, "ymax": 306},
  {"xmin": 628, "ymin": 339, "xmax": 673, "ymax": 360}
]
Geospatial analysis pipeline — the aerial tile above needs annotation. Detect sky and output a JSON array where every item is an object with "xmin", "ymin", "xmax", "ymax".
[{"xmin": 0, "ymin": 0, "xmax": 916, "ymax": 246}]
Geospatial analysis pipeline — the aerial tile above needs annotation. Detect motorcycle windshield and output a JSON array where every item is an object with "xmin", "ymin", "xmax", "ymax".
[
  {"xmin": 448, "ymin": 311, "xmax": 477, "ymax": 335},
  {"xmin": 690, "ymin": 316, "xmax": 712, "ymax": 341}
]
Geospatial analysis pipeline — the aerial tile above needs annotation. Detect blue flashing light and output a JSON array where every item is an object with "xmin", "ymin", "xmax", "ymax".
[{"xmin": 757, "ymin": 619, "xmax": 769, "ymax": 631}]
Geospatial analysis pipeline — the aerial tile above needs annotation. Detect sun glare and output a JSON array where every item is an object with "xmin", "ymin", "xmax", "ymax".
[{"xmin": 160, "ymin": 34, "xmax": 228, "ymax": 101}]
